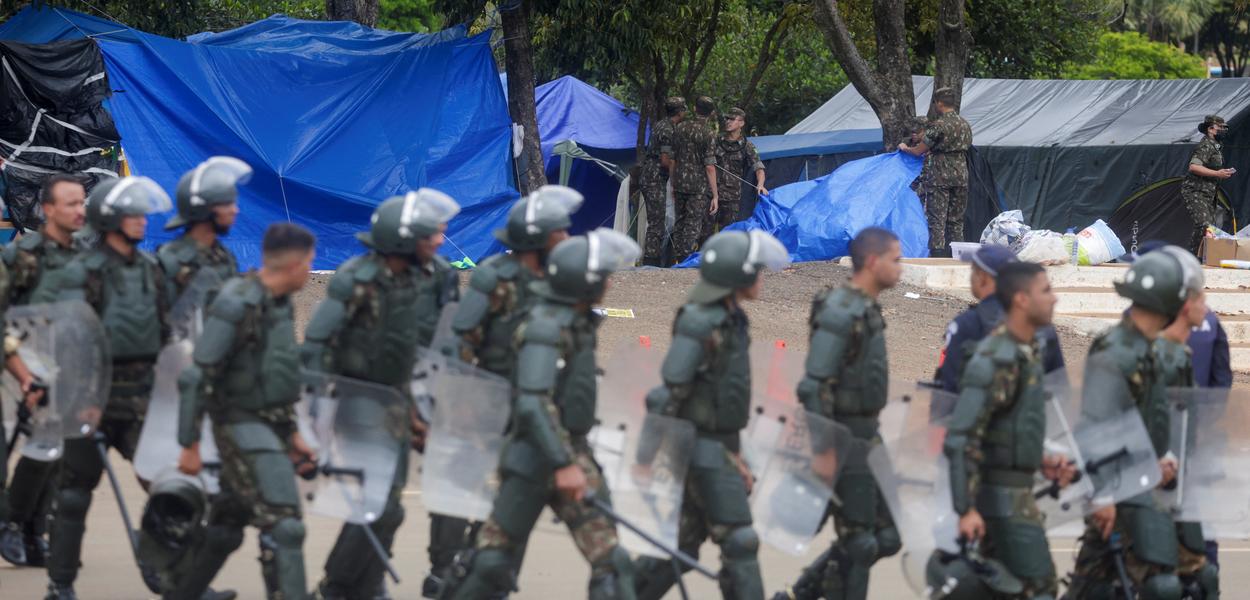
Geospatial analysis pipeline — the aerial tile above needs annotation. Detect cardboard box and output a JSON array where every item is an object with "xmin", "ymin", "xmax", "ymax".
[{"xmin": 1202, "ymin": 237, "xmax": 1250, "ymax": 267}]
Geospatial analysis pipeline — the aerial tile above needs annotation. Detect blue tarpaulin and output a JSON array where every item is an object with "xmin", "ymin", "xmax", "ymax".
[
  {"xmin": 678, "ymin": 151, "xmax": 929, "ymax": 266},
  {"xmin": 1, "ymin": 7, "xmax": 517, "ymax": 269},
  {"xmin": 533, "ymin": 75, "xmax": 640, "ymax": 233}
]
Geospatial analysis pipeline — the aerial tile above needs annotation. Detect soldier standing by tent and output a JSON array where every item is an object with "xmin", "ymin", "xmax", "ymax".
[
  {"xmin": 670, "ymin": 96, "xmax": 719, "ymax": 264},
  {"xmin": 0, "ymin": 173, "xmax": 87, "ymax": 569},
  {"xmin": 900, "ymin": 88, "xmax": 972, "ymax": 258},
  {"xmin": 301, "ymin": 190, "xmax": 460, "ymax": 600},
  {"xmin": 640, "ymin": 98, "xmax": 686, "ymax": 267},
  {"xmin": 1182, "ymin": 115, "xmax": 1235, "ymax": 256},
  {"xmin": 174, "ymin": 223, "xmax": 318, "ymax": 600},
  {"xmin": 699, "ymin": 107, "xmax": 766, "ymax": 246}
]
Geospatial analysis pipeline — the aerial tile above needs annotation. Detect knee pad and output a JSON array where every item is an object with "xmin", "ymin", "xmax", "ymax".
[
  {"xmin": 722, "ymin": 526, "xmax": 759, "ymax": 560},
  {"xmin": 1140, "ymin": 573, "xmax": 1183, "ymax": 600},
  {"xmin": 268, "ymin": 518, "xmax": 305, "ymax": 550},
  {"xmin": 473, "ymin": 548, "xmax": 517, "ymax": 591},
  {"xmin": 875, "ymin": 526, "xmax": 901, "ymax": 559},
  {"xmin": 56, "ymin": 488, "xmax": 92, "ymax": 521},
  {"xmin": 589, "ymin": 546, "xmax": 634, "ymax": 600},
  {"xmin": 1194, "ymin": 562, "xmax": 1219, "ymax": 599},
  {"xmin": 203, "ymin": 524, "xmax": 244, "ymax": 554},
  {"xmin": 843, "ymin": 531, "xmax": 879, "ymax": 565}
]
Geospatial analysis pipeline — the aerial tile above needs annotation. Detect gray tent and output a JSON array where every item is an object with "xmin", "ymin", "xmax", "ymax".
[{"xmin": 790, "ymin": 76, "xmax": 1250, "ymax": 233}]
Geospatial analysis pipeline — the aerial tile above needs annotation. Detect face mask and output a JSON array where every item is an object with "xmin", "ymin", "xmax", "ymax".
[{"xmin": 1214, "ymin": 131, "xmax": 1227, "ymax": 142}]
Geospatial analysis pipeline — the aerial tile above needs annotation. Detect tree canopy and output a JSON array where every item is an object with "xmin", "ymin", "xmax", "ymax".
[{"xmin": 1065, "ymin": 31, "xmax": 1209, "ymax": 80}]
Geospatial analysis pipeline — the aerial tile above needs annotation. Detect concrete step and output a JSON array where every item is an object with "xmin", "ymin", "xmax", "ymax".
[
  {"xmin": 870, "ymin": 258, "xmax": 1250, "ymax": 291},
  {"xmin": 1053, "ymin": 287, "xmax": 1250, "ymax": 316},
  {"xmin": 1234, "ymin": 344, "xmax": 1250, "ymax": 373},
  {"xmin": 1060, "ymin": 313, "xmax": 1250, "ymax": 341}
]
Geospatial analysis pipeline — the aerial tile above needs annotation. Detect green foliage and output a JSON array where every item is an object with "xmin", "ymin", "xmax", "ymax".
[
  {"xmin": 377, "ymin": 0, "xmax": 442, "ymax": 32},
  {"xmin": 1064, "ymin": 31, "xmax": 1208, "ymax": 79}
]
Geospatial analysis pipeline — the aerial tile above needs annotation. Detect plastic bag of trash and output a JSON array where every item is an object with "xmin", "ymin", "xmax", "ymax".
[
  {"xmin": 1063, "ymin": 219, "xmax": 1126, "ymax": 266},
  {"xmin": 1016, "ymin": 230, "xmax": 1068, "ymax": 264},
  {"xmin": 980, "ymin": 210, "xmax": 1031, "ymax": 247}
]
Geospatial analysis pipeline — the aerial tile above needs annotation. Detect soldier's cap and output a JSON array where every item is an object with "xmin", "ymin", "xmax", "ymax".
[
  {"xmin": 695, "ymin": 96, "xmax": 716, "ymax": 115},
  {"xmin": 664, "ymin": 96, "xmax": 688, "ymax": 112},
  {"xmin": 1200, "ymin": 114, "xmax": 1226, "ymax": 132},
  {"xmin": 724, "ymin": 107, "xmax": 746, "ymax": 120},
  {"xmin": 963, "ymin": 244, "xmax": 1017, "ymax": 277}
]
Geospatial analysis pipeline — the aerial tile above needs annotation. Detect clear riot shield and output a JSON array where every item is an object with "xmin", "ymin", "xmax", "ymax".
[
  {"xmin": 1068, "ymin": 407, "xmax": 1162, "ymax": 512},
  {"xmin": 420, "ymin": 356, "xmax": 511, "ymax": 522},
  {"xmin": 869, "ymin": 386, "xmax": 960, "ymax": 595},
  {"xmin": 743, "ymin": 343, "xmax": 804, "ymax": 476},
  {"xmin": 410, "ymin": 302, "xmax": 461, "ymax": 422},
  {"xmin": 5, "ymin": 301, "xmax": 110, "ymax": 461},
  {"xmin": 134, "ymin": 269, "xmax": 225, "ymax": 487},
  {"xmin": 1168, "ymin": 387, "xmax": 1250, "ymax": 538},
  {"xmin": 302, "ymin": 372, "xmax": 407, "ymax": 524},
  {"xmin": 1033, "ymin": 390, "xmax": 1097, "ymax": 531},
  {"xmin": 592, "ymin": 340, "xmax": 695, "ymax": 558},
  {"xmin": 750, "ymin": 407, "xmax": 853, "ymax": 556}
]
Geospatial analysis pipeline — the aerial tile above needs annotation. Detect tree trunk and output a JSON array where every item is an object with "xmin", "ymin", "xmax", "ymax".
[
  {"xmin": 742, "ymin": 7, "xmax": 796, "ymax": 112},
  {"xmin": 325, "ymin": 0, "xmax": 378, "ymax": 27},
  {"xmin": 500, "ymin": 0, "xmax": 547, "ymax": 194},
  {"xmin": 680, "ymin": 0, "xmax": 724, "ymax": 99},
  {"xmin": 930, "ymin": 0, "xmax": 969, "ymax": 115},
  {"xmin": 813, "ymin": 0, "xmax": 916, "ymax": 149}
]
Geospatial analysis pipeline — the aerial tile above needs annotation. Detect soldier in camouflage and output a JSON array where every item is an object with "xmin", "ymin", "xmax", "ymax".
[
  {"xmin": 944, "ymin": 261, "xmax": 1075, "ymax": 599},
  {"xmin": 1065, "ymin": 250, "xmax": 1196, "ymax": 600},
  {"xmin": 635, "ymin": 230, "xmax": 791, "ymax": 600},
  {"xmin": 42, "ymin": 177, "xmax": 173, "ymax": 600},
  {"xmin": 173, "ymin": 223, "xmax": 318, "ymax": 600},
  {"xmin": 640, "ymin": 97, "xmax": 686, "ymax": 266},
  {"xmin": 1144, "ymin": 246, "xmax": 1220, "ymax": 600},
  {"xmin": 669, "ymin": 96, "xmax": 719, "ymax": 263},
  {"xmin": 0, "ymin": 173, "xmax": 87, "ymax": 568},
  {"xmin": 699, "ymin": 107, "xmax": 765, "ymax": 246},
  {"xmin": 1181, "ymin": 115, "xmax": 1235, "ymax": 255},
  {"xmin": 776, "ymin": 227, "xmax": 903, "ymax": 600},
  {"xmin": 157, "ymin": 157, "xmax": 247, "ymax": 298},
  {"xmin": 447, "ymin": 229, "xmax": 640, "ymax": 600},
  {"xmin": 302, "ymin": 189, "xmax": 460, "ymax": 600},
  {"xmin": 900, "ymin": 88, "xmax": 973, "ymax": 257}
]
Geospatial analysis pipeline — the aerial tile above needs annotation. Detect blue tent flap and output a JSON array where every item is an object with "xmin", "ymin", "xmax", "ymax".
[
  {"xmin": 679, "ymin": 152, "xmax": 929, "ymax": 266},
  {"xmin": 750, "ymin": 129, "xmax": 883, "ymax": 161}
]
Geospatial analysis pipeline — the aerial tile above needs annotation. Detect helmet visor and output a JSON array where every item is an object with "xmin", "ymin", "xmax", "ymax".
[
  {"xmin": 528, "ymin": 185, "xmax": 584, "ymax": 223},
  {"xmin": 746, "ymin": 230, "xmax": 790, "ymax": 272},
  {"xmin": 586, "ymin": 227, "xmax": 641, "ymax": 274},
  {"xmin": 403, "ymin": 188, "xmax": 461, "ymax": 230},
  {"xmin": 1158, "ymin": 245, "xmax": 1204, "ymax": 296},
  {"xmin": 191, "ymin": 156, "xmax": 252, "ymax": 205},
  {"xmin": 101, "ymin": 176, "xmax": 173, "ymax": 215}
]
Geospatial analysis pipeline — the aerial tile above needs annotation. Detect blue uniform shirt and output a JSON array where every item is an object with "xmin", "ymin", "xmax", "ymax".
[
  {"xmin": 936, "ymin": 295, "xmax": 1066, "ymax": 392},
  {"xmin": 1188, "ymin": 310, "xmax": 1232, "ymax": 388}
]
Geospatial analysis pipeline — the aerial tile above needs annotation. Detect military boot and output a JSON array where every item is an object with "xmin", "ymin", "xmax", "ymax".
[
  {"xmin": 44, "ymin": 581, "xmax": 78, "ymax": 600},
  {"xmin": 0, "ymin": 521, "xmax": 26, "ymax": 565}
]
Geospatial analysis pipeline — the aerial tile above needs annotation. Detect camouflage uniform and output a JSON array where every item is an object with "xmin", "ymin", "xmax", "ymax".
[
  {"xmin": 944, "ymin": 326, "xmax": 1057, "ymax": 598},
  {"xmin": 917, "ymin": 111, "xmax": 972, "ymax": 251},
  {"xmin": 670, "ymin": 115, "xmax": 717, "ymax": 262},
  {"xmin": 796, "ymin": 284, "xmax": 899, "ymax": 600},
  {"xmin": 640, "ymin": 117, "xmax": 678, "ymax": 263},
  {"xmin": 700, "ymin": 135, "xmax": 763, "ymax": 244},
  {"xmin": 156, "ymin": 235, "xmax": 239, "ymax": 299},
  {"xmin": 1067, "ymin": 317, "xmax": 1180, "ymax": 600},
  {"xmin": 1154, "ymin": 337, "xmax": 1219, "ymax": 598},
  {"xmin": 0, "ymin": 230, "xmax": 84, "ymax": 565},
  {"xmin": 1181, "ymin": 136, "xmax": 1223, "ymax": 255},
  {"xmin": 173, "ymin": 273, "xmax": 307, "ymax": 600},
  {"xmin": 44, "ymin": 243, "xmax": 172, "ymax": 588}
]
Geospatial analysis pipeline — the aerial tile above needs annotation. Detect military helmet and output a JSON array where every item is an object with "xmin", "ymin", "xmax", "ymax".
[
  {"xmin": 924, "ymin": 549, "xmax": 1024, "ymax": 599},
  {"xmin": 85, "ymin": 176, "xmax": 172, "ymax": 233},
  {"xmin": 494, "ymin": 185, "xmax": 583, "ymax": 251},
  {"xmin": 357, "ymin": 188, "xmax": 460, "ymax": 255},
  {"xmin": 536, "ymin": 228, "xmax": 640, "ymax": 303},
  {"xmin": 1155, "ymin": 245, "xmax": 1204, "ymax": 295},
  {"xmin": 688, "ymin": 230, "xmax": 790, "ymax": 304},
  {"xmin": 1113, "ymin": 248, "xmax": 1197, "ymax": 319},
  {"xmin": 165, "ymin": 156, "xmax": 252, "ymax": 230},
  {"xmin": 138, "ymin": 471, "xmax": 207, "ymax": 567}
]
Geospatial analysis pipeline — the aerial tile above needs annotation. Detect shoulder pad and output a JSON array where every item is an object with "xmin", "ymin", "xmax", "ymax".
[
  {"xmin": 815, "ymin": 288, "xmax": 866, "ymax": 332},
  {"xmin": 467, "ymin": 262, "xmax": 501, "ymax": 295},
  {"xmin": 484, "ymin": 253, "xmax": 521, "ymax": 279},
  {"xmin": 351, "ymin": 256, "xmax": 381, "ymax": 283},
  {"xmin": 983, "ymin": 334, "xmax": 1020, "ymax": 365},
  {"xmin": 674, "ymin": 303, "xmax": 727, "ymax": 339},
  {"xmin": 520, "ymin": 305, "xmax": 573, "ymax": 346},
  {"xmin": 325, "ymin": 257, "xmax": 367, "ymax": 299},
  {"xmin": 208, "ymin": 277, "xmax": 260, "ymax": 323},
  {"xmin": 81, "ymin": 251, "xmax": 108, "ymax": 272},
  {"xmin": 15, "ymin": 232, "xmax": 42, "ymax": 252},
  {"xmin": 1, "ymin": 241, "xmax": 18, "ymax": 266}
]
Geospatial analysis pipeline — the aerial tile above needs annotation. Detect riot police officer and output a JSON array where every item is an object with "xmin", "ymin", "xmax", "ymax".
[
  {"xmin": 635, "ymin": 229, "xmax": 791, "ymax": 600},
  {"xmin": 42, "ymin": 177, "xmax": 173, "ymax": 599},
  {"xmin": 303, "ymin": 189, "xmax": 460, "ymax": 600},
  {"xmin": 944, "ymin": 261, "xmax": 1074, "ymax": 599},
  {"xmin": 777, "ymin": 227, "xmax": 903, "ymax": 600},
  {"xmin": 447, "ymin": 229, "xmax": 640, "ymax": 600},
  {"xmin": 174, "ymin": 223, "xmax": 318, "ymax": 600},
  {"xmin": 1065, "ymin": 250, "xmax": 1196, "ymax": 600},
  {"xmin": 157, "ymin": 157, "xmax": 248, "ymax": 297}
]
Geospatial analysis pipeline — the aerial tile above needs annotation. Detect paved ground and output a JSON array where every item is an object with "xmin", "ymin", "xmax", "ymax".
[{"xmin": 4, "ymin": 260, "xmax": 1247, "ymax": 598}]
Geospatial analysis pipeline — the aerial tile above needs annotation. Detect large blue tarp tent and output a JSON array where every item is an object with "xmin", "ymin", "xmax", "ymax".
[
  {"xmin": 679, "ymin": 152, "xmax": 930, "ymax": 266},
  {"xmin": 1, "ymin": 6, "xmax": 517, "ymax": 269},
  {"xmin": 533, "ymin": 75, "xmax": 640, "ymax": 233}
]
